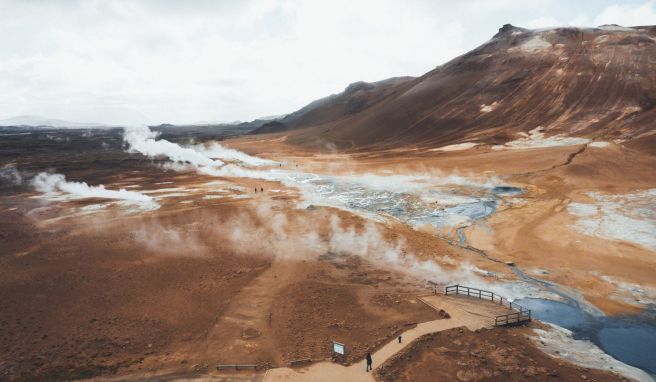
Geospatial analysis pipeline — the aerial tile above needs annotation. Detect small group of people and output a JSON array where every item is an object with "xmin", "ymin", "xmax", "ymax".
[{"xmin": 254, "ymin": 187, "xmax": 264, "ymax": 193}]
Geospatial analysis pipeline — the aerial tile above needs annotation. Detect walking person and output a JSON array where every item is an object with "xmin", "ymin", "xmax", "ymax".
[{"xmin": 365, "ymin": 352, "xmax": 372, "ymax": 372}]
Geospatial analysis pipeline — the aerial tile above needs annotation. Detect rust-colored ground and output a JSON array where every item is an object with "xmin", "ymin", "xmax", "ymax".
[
  {"xmin": 1, "ymin": 126, "xmax": 655, "ymax": 380},
  {"xmin": 0, "ymin": 166, "xmax": 439, "ymax": 379},
  {"xmin": 375, "ymin": 326, "xmax": 624, "ymax": 382},
  {"xmin": 230, "ymin": 134, "xmax": 656, "ymax": 315}
]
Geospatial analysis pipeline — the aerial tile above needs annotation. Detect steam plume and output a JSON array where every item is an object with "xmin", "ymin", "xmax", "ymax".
[
  {"xmin": 123, "ymin": 125, "xmax": 275, "ymax": 168},
  {"xmin": 32, "ymin": 172, "xmax": 155, "ymax": 204},
  {"xmin": 0, "ymin": 164, "xmax": 23, "ymax": 186},
  {"xmin": 192, "ymin": 142, "xmax": 276, "ymax": 167},
  {"xmin": 123, "ymin": 125, "xmax": 222, "ymax": 167}
]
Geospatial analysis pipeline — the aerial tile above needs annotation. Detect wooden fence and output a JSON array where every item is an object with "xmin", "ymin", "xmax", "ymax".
[{"xmin": 445, "ymin": 284, "xmax": 531, "ymax": 326}]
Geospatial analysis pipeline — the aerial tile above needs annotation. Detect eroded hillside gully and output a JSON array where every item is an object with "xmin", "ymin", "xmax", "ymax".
[{"xmin": 32, "ymin": 126, "xmax": 656, "ymax": 378}]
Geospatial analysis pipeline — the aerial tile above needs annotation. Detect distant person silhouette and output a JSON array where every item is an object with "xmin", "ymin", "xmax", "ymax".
[
  {"xmin": 365, "ymin": 352, "xmax": 372, "ymax": 372},
  {"xmin": 398, "ymin": 335, "xmax": 402, "ymax": 343},
  {"xmin": 260, "ymin": 187, "xmax": 263, "ymax": 192},
  {"xmin": 254, "ymin": 187, "xmax": 257, "ymax": 193}
]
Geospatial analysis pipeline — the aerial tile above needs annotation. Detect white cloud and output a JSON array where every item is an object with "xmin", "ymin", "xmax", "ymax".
[
  {"xmin": 0, "ymin": 0, "xmax": 653, "ymax": 125},
  {"xmin": 525, "ymin": 16, "xmax": 562, "ymax": 28},
  {"xmin": 523, "ymin": 1, "xmax": 656, "ymax": 30},
  {"xmin": 595, "ymin": 1, "xmax": 656, "ymax": 26}
]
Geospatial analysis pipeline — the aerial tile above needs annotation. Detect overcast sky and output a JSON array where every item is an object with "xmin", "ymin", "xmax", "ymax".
[{"xmin": 1, "ymin": 0, "xmax": 655, "ymax": 125}]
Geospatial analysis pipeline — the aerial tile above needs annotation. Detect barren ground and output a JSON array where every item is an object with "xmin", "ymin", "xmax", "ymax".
[
  {"xmin": 1, "ymin": 129, "xmax": 654, "ymax": 380},
  {"xmin": 375, "ymin": 326, "xmax": 624, "ymax": 382}
]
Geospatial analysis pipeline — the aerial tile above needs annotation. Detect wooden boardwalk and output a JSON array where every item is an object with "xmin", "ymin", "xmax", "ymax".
[{"xmin": 444, "ymin": 285, "xmax": 531, "ymax": 326}]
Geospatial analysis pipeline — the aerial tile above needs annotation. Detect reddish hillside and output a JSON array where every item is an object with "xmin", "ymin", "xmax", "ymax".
[
  {"xmin": 252, "ymin": 76, "xmax": 414, "ymax": 134},
  {"xmin": 255, "ymin": 24, "xmax": 656, "ymax": 151}
]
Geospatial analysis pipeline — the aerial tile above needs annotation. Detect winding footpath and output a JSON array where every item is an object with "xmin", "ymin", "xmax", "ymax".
[{"xmin": 262, "ymin": 295, "xmax": 508, "ymax": 382}]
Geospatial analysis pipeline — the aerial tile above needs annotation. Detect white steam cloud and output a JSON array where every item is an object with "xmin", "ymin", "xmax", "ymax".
[
  {"xmin": 123, "ymin": 125, "xmax": 222, "ymax": 167},
  {"xmin": 32, "ymin": 172, "xmax": 156, "ymax": 205},
  {"xmin": 0, "ymin": 164, "xmax": 23, "ymax": 186},
  {"xmin": 327, "ymin": 215, "xmax": 460, "ymax": 280},
  {"xmin": 192, "ymin": 142, "xmax": 276, "ymax": 167},
  {"xmin": 117, "ymin": 126, "xmax": 533, "ymax": 296},
  {"xmin": 123, "ymin": 125, "xmax": 275, "ymax": 168},
  {"xmin": 212, "ymin": 200, "xmax": 517, "ymax": 295},
  {"xmin": 325, "ymin": 215, "xmax": 527, "ymax": 297},
  {"xmin": 121, "ymin": 126, "xmax": 501, "ymax": 196}
]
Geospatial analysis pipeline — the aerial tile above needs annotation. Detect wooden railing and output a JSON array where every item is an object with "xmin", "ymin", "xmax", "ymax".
[
  {"xmin": 444, "ymin": 284, "xmax": 531, "ymax": 327},
  {"xmin": 494, "ymin": 308, "xmax": 531, "ymax": 327}
]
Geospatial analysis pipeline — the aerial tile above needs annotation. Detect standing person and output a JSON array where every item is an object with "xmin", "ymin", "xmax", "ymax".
[
  {"xmin": 260, "ymin": 187, "xmax": 264, "ymax": 192},
  {"xmin": 398, "ymin": 335, "xmax": 402, "ymax": 344},
  {"xmin": 365, "ymin": 352, "xmax": 372, "ymax": 372}
]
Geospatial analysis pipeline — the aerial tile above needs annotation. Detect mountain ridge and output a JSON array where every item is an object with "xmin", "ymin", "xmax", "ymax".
[
  {"xmin": 0, "ymin": 115, "xmax": 107, "ymax": 128},
  {"xmin": 251, "ymin": 24, "xmax": 656, "ymax": 152}
]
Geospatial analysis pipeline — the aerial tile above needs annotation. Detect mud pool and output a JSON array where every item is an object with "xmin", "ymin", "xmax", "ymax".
[
  {"xmin": 518, "ymin": 298, "xmax": 656, "ymax": 376},
  {"xmin": 491, "ymin": 186, "xmax": 523, "ymax": 195},
  {"xmin": 512, "ymin": 262, "xmax": 656, "ymax": 376},
  {"xmin": 280, "ymin": 171, "xmax": 509, "ymax": 240}
]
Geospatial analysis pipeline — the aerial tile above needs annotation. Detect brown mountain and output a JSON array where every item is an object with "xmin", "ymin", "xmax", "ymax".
[{"xmin": 253, "ymin": 24, "xmax": 656, "ymax": 151}]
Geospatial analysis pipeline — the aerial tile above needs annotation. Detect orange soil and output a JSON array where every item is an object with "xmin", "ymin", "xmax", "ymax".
[
  {"xmin": 228, "ymin": 134, "xmax": 656, "ymax": 315},
  {"xmin": 375, "ymin": 326, "xmax": 624, "ymax": 382}
]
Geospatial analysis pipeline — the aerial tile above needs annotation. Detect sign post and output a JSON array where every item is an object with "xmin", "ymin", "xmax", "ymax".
[{"xmin": 332, "ymin": 341, "xmax": 347, "ymax": 364}]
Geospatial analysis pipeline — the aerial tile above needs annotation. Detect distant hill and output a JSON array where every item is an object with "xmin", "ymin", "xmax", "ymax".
[
  {"xmin": 250, "ymin": 77, "xmax": 414, "ymax": 135},
  {"xmin": 0, "ymin": 114, "xmax": 281, "ymax": 137},
  {"xmin": 0, "ymin": 115, "xmax": 106, "ymax": 128},
  {"xmin": 251, "ymin": 24, "xmax": 656, "ymax": 151},
  {"xmin": 253, "ymin": 120, "xmax": 288, "ymax": 134},
  {"xmin": 148, "ymin": 116, "xmax": 285, "ymax": 142}
]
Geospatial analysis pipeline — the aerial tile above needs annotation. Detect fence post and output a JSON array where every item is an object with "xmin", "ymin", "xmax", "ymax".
[
  {"xmin": 510, "ymin": 301, "xmax": 513, "ymax": 310},
  {"xmin": 478, "ymin": 290, "xmax": 481, "ymax": 299}
]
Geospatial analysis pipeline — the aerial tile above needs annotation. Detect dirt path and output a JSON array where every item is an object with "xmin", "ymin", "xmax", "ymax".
[
  {"xmin": 195, "ymin": 258, "xmax": 303, "ymax": 365},
  {"xmin": 261, "ymin": 294, "xmax": 509, "ymax": 382}
]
